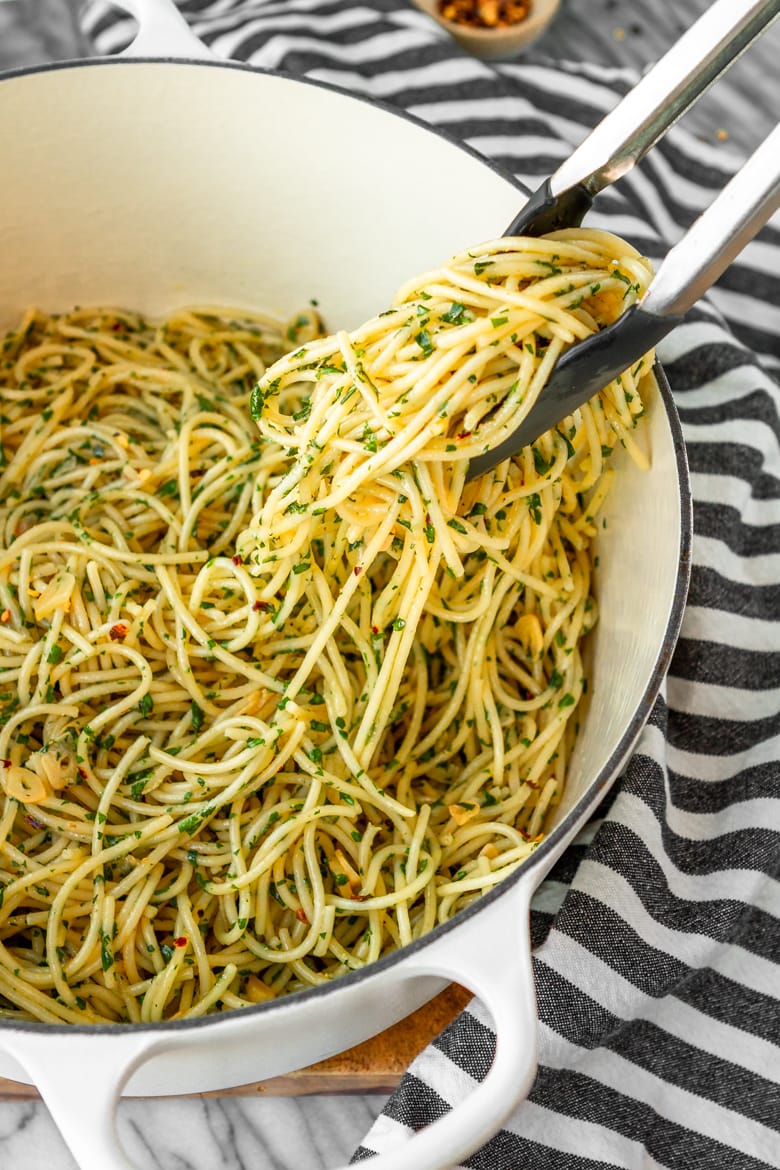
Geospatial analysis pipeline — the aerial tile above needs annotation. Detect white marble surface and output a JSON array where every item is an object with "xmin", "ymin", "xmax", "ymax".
[
  {"xmin": 1, "ymin": 2, "xmax": 778, "ymax": 1168},
  {"xmin": 0, "ymin": 1094, "xmax": 385, "ymax": 1169}
]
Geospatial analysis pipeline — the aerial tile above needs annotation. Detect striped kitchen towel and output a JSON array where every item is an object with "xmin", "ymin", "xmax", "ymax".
[{"xmin": 83, "ymin": 3, "xmax": 780, "ymax": 1166}]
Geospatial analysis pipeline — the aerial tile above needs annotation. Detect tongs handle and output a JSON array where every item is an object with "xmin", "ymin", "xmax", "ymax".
[
  {"xmin": 645, "ymin": 121, "xmax": 780, "ymax": 317},
  {"xmin": 506, "ymin": 0, "xmax": 780, "ymax": 237}
]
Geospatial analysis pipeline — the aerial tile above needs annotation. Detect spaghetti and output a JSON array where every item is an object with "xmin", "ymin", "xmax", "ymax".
[{"xmin": 0, "ymin": 227, "xmax": 653, "ymax": 1023}]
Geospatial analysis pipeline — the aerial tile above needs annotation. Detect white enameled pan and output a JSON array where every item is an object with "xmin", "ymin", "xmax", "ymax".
[{"xmin": 0, "ymin": 2, "xmax": 691, "ymax": 1167}]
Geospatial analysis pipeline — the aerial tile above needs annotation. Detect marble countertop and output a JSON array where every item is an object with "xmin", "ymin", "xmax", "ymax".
[{"xmin": 0, "ymin": 2, "xmax": 777, "ymax": 1168}]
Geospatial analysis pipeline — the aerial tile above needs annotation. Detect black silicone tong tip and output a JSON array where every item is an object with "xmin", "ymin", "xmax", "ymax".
[{"xmin": 503, "ymin": 179, "xmax": 594, "ymax": 238}]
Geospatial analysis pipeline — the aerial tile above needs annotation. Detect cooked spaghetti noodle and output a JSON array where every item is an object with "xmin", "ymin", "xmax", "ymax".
[{"xmin": 0, "ymin": 228, "xmax": 653, "ymax": 1023}]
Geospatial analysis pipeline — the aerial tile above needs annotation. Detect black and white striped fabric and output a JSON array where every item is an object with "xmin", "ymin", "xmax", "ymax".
[{"xmin": 82, "ymin": 3, "xmax": 780, "ymax": 1165}]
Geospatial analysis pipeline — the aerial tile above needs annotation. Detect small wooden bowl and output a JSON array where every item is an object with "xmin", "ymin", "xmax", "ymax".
[{"xmin": 412, "ymin": 0, "xmax": 560, "ymax": 59}]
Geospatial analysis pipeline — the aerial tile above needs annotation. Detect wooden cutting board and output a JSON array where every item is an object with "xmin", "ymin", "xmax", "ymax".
[{"xmin": 0, "ymin": 983, "xmax": 471, "ymax": 1098}]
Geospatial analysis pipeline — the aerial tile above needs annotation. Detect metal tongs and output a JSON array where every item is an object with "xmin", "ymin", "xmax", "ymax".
[{"xmin": 467, "ymin": 0, "xmax": 780, "ymax": 479}]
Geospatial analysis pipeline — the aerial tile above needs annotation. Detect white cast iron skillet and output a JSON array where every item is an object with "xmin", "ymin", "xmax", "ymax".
[{"xmin": 0, "ymin": 2, "xmax": 691, "ymax": 1167}]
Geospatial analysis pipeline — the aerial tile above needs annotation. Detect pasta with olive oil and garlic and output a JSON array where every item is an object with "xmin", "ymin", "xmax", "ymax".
[{"xmin": 0, "ymin": 227, "xmax": 653, "ymax": 1023}]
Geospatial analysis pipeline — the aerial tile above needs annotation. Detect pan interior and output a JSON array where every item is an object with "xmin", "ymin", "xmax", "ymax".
[
  {"xmin": 0, "ymin": 61, "xmax": 522, "ymax": 328},
  {"xmin": 0, "ymin": 59, "xmax": 687, "ymax": 1058},
  {"xmin": 552, "ymin": 368, "xmax": 682, "ymax": 826}
]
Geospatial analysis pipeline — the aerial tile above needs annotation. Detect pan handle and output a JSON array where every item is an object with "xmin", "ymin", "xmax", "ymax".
[
  {"xmin": 109, "ymin": 0, "xmax": 215, "ymax": 59},
  {"xmin": 0, "ymin": 877, "xmax": 536, "ymax": 1170},
  {"xmin": 330, "ymin": 877, "xmax": 538, "ymax": 1170},
  {"xmin": 0, "ymin": 1029, "xmax": 164, "ymax": 1170}
]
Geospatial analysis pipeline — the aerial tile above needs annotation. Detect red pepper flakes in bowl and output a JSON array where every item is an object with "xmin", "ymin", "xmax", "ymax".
[
  {"xmin": 438, "ymin": 0, "xmax": 532, "ymax": 29},
  {"xmin": 413, "ymin": 0, "xmax": 559, "ymax": 59}
]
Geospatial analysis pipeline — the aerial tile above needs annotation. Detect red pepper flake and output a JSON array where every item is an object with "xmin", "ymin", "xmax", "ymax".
[
  {"xmin": 456, "ymin": 431, "xmax": 472, "ymax": 439},
  {"xmin": 109, "ymin": 623, "xmax": 129, "ymax": 642},
  {"xmin": 354, "ymin": 566, "xmax": 362, "ymax": 576},
  {"xmin": 232, "ymin": 554, "xmax": 243, "ymax": 566},
  {"xmin": 295, "ymin": 908, "xmax": 308, "ymax": 924},
  {"xmin": 252, "ymin": 600, "xmax": 269, "ymax": 612},
  {"xmin": 77, "ymin": 767, "xmax": 88, "ymax": 780},
  {"xmin": 111, "ymin": 321, "xmax": 123, "ymax": 331},
  {"xmin": 348, "ymin": 894, "xmax": 368, "ymax": 902},
  {"xmin": 1, "ymin": 759, "xmax": 11, "ymax": 768},
  {"xmin": 174, "ymin": 936, "xmax": 187, "ymax": 948},
  {"xmin": 371, "ymin": 625, "xmax": 379, "ymax": 635}
]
